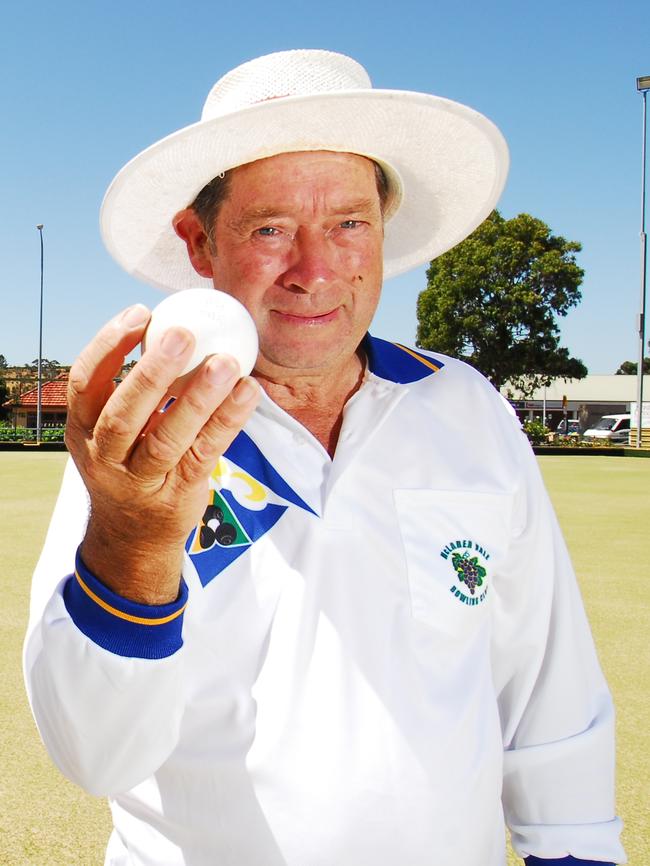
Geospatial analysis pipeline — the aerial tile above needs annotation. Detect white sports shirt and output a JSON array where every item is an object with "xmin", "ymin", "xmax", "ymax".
[{"xmin": 24, "ymin": 337, "xmax": 626, "ymax": 866}]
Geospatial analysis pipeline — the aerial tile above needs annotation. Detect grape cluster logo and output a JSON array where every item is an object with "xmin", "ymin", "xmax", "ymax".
[{"xmin": 439, "ymin": 539, "xmax": 490, "ymax": 607}]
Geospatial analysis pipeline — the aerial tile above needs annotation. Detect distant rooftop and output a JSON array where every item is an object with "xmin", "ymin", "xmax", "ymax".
[
  {"xmin": 3, "ymin": 371, "xmax": 68, "ymax": 408},
  {"xmin": 504, "ymin": 374, "xmax": 650, "ymax": 403}
]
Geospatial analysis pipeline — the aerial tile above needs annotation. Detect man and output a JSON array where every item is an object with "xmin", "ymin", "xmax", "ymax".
[{"xmin": 24, "ymin": 50, "xmax": 625, "ymax": 865}]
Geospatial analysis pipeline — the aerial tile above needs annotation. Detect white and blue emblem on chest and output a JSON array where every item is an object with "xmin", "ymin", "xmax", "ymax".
[{"xmin": 185, "ymin": 431, "xmax": 316, "ymax": 587}]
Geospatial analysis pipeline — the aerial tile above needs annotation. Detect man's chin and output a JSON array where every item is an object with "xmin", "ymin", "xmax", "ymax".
[{"xmin": 255, "ymin": 343, "xmax": 356, "ymax": 377}]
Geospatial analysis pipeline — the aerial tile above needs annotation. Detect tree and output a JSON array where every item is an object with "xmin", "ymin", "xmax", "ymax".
[
  {"xmin": 26, "ymin": 358, "xmax": 62, "ymax": 380},
  {"xmin": 416, "ymin": 210, "xmax": 588, "ymax": 395},
  {"xmin": 615, "ymin": 342, "xmax": 650, "ymax": 374},
  {"xmin": 615, "ymin": 359, "xmax": 650, "ymax": 375}
]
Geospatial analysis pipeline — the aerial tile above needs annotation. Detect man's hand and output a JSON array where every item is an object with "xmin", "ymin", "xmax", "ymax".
[{"xmin": 65, "ymin": 303, "xmax": 260, "ymax": 604}]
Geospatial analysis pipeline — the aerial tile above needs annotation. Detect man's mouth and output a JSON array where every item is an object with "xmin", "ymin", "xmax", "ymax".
[{"xmin": 271, "ymin": 307, "xmax": 340, "ymax": 325}]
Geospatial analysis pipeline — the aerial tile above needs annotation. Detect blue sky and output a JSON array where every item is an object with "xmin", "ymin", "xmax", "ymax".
[{"xmin": 1, "ymin": 0, "xmax": 647, "ymax": 374}]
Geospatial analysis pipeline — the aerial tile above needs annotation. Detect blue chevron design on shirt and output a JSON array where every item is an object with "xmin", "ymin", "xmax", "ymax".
[{"xmin": 186, "ymin": 431, "xmax": 315, "ymax": 587}]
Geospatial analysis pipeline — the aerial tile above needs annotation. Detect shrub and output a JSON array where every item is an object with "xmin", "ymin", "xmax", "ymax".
[
  {"xmin": 522, "ymin": 418, "xmax": 550, "ymax": 445},
  {"xmin": 0, "ymin": 423, "xmax": 66, "ymax": 443},
  {"xmin": 0, "ymin": 423, "xmax": 34, "ymax": 442},
  {"xmin": 41, "ymin": 427, "xmax": 66, "ymax": 442}
]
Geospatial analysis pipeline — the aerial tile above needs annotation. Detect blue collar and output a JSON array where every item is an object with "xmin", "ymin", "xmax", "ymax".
[{"xmin": 363, "ymin": 334, "xmax": 444, "ymax": 384}]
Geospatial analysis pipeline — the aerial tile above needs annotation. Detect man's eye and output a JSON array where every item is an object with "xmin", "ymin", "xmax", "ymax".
[
  {"xmin": 340, "ymin": 220, "xmax": 361, "ymax": 229},
  {"xmin": 256, "ymin": 226, "xmax": 279, "ymax": 237}
]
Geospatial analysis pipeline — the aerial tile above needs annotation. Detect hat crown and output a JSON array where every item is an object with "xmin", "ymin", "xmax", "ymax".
[{"xmin": 201, "ymin": 49, "xmax": 372, "ymax": 121}]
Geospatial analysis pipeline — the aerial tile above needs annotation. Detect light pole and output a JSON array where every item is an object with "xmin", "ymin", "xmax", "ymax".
[
  {"xmin": 635, "ymin": 76, "xmax": 650, "ymax": 447},
  {"xmin": 36, "ymin": 224, "xmax": 44, "ymax": 445}
]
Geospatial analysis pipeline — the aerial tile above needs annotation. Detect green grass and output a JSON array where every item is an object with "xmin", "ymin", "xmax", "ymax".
[
  {"xmin": 1, "ymin": 452, "xmax": 648, "ymax": 864},
  {"xmin": 0, "ymin": 453, "xmax": 111, "ymax": 865},
  {"xmin": 533, "ymin": 456, "xmax": 650, "ymax": 866}
]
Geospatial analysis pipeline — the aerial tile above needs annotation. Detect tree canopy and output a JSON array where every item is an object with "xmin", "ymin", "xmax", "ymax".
[
  {"xmin": 616, "ymin": 359, "xmax": 650, "ymax": 375},
  {"xmin": 26, "ymin": 358, "xmax": 62, "ymax": 379},
  {"xmin": 416, "ymin": 210, "xmax": 588, "ymax": 395},
  {"xmin": 615, "ymin": 342, "xmax": 650, "ymax": 374}
]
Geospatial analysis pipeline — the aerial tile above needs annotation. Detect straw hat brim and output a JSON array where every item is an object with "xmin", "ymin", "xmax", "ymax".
[{"xmin": 100, "ymin": 89, "xmax": 509, "ymax": 292}]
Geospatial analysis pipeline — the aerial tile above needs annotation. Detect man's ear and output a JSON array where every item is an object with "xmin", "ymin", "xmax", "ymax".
[{"xmin": 172, "ymin": 209, "xmax": 214, "ymax": 278}]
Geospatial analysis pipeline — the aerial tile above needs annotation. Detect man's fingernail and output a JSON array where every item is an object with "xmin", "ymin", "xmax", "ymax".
[
  {"xmin": 205, "ymin": 355, "xmax": 239, "ymax": 385},
  {"xmin": 120, "ymin": 304, "xmax": 150, "ymax": 328},
  {"xmin": 232, "ymin": 376, "xmax": 259, "ymax": 404},
  {"xmin": 161, "ymin": 327, "xmax": 192, "ymax": 358}
]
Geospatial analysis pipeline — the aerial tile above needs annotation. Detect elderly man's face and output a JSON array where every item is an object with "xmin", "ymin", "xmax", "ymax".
[{"xmin": 181, "ymin": 151, "xmax": 385, "ymax": 377}]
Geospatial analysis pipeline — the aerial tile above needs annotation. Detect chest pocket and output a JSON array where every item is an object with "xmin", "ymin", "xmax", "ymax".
[{"xmin": 394, "ymin": 489, "xmax": 513, "ymax": 636}]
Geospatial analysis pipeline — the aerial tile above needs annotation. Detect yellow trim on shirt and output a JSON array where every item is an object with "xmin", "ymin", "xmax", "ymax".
[
  {"xmin": 75, "ymin": 570, "xmax": 187, "ymax": 626},
  {"xmin": 393, "ymin": 343, "xmax": 443, "ymax": 372}
]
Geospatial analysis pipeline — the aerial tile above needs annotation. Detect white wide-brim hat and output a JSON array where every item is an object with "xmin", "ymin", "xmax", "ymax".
[{"xmin": 101, "ymin": 49, "xmax": 509, "ymax": 293}]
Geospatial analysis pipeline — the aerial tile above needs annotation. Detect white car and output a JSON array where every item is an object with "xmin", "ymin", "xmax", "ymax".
[{"xmin": 582, "ymin": 414, "xmax": 631, "ymax": 444}]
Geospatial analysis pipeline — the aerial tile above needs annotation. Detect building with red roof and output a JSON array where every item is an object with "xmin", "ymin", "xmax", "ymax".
[{"xmin": 3, "ymin": 371, "xmax": 68, "ymax": 429}]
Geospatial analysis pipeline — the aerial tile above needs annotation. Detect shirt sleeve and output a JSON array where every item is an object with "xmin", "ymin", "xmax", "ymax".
[
  {"xmin": 23, "ymin": 459, "xmax": 188, "ymax": 796},
  {"xmin": 494, "ymin": 433, "xmax": 625, "ymax": 864}
]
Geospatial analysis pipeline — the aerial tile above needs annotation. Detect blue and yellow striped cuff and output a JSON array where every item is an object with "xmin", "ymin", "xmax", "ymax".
[{"xmin": 63, "ymin": 548, "xmax": 188, "ymax": 659}]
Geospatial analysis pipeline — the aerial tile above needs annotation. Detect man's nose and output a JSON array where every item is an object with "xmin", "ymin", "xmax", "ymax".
[{"xmin": 279, "ymin": 229, "xmax": 338, "ymax": 293}]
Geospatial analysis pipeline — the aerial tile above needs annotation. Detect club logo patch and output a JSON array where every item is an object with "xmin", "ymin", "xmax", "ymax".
[
  {"xmin": 186, "ymin": 431, "xmax": 316, "ymax": 587},
  {"xmin": 440, "ymin": 539, "xmax": 490, "ymax": 606}
]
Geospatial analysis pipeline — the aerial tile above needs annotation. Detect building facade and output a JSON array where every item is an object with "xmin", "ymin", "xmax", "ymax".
[
  {"xmin": 3, "ymin": 372, "xmax": 69, "ymax": 429},
  {"xmin": 504, "ymin": 375, "xmax": 650, "ymax": 434}
]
